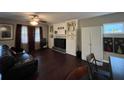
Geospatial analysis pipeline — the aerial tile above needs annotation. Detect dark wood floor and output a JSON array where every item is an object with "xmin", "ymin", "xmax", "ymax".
[{"xmin": 32, "ymin": 49, "xmax": 87, "ymax": 80}]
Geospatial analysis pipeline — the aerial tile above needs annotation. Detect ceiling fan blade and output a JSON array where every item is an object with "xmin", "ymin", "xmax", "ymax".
[{"xmin": 39, "ymin": 20, "xmax": 47, "ymax": 23}]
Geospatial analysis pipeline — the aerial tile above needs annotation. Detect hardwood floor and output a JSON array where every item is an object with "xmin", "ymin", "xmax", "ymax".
[{"xmin": 31, "ymin": 49, "xmax": 87, "ymax": 80}]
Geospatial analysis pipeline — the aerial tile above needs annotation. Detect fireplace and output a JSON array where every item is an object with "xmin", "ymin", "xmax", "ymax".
[{"xmin": 53, "ymin": 38, "xmax": 66, "ymax": 53}]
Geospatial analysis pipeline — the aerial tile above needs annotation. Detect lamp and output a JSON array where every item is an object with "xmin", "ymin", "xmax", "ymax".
[{"xmin": 0, "ymin": 26, "xmax": 7, "ymax": 31}]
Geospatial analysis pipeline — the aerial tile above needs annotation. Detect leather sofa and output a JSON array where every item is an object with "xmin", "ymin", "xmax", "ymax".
[{"xmin": 0, "ymin": 45, "xmax": 38, "ymax": 80}]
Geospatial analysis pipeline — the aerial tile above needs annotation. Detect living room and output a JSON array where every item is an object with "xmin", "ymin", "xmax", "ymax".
[
  {"xmin": 1, "ymin": 0, "xmax": 124, "ymax": 93},
  {"xmin": 1, "ymin": 12, "xmax": 124, "ymax": 80}
]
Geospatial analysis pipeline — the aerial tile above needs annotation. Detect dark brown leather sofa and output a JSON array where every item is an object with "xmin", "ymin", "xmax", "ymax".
[{"xmin": 0, "ymin": 45, "xmax": 38, "ymax": 80}]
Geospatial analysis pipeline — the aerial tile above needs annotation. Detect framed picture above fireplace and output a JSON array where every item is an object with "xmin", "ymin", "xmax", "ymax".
[{"xmin": 0, "ymin": 24, "xmax": 14, "ymax": 40}]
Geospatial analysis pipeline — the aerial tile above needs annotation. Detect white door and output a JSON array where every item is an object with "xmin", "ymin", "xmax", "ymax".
[
  {"xmin": 81, "ymin": 28, "xmax": 91, "ymax": 60},
  {"xmin": 90, "ymin": 26, "xmax": 103, "ymax": 61},
  {"xmin": 81, "ymin": 26, "xmax": 103, "ymax": 61}
]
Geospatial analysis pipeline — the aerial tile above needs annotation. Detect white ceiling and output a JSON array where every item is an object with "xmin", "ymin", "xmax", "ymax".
[{"xmin": 0, "ymin": 12, "xmax": 113, "ymax": 24}]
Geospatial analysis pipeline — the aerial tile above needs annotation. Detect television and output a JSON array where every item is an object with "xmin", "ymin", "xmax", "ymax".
[{"xmin": 54, "ymin": 38, "xmax": 66, "ymax": 49}]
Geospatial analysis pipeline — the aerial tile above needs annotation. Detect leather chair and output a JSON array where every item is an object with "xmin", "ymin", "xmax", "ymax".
[
  {"xmin": 0, "ymin": 45, "xmax": 38, "ymax": 80},
  {"xmin": 65, "ymin": 65, "xmax": 91, "ymax": 80}
]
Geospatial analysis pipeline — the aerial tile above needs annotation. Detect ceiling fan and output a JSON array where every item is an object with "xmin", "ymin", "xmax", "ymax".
[{"xmin": 29, "ymin": 15, "xmax": 47, "ymax": 26}]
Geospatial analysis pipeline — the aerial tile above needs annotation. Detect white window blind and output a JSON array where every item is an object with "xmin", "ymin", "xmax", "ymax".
[
  {"xmin": 21, "ymin": 26, "xmax": 28, "ymax": 44},
  {"xmin": 35, "ymin": 27, "xmax": 40, "ymax": 42}
]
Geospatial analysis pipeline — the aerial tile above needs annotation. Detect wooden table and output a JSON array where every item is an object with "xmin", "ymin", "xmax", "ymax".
[{"xmin": 110, "ymin": 56, "xmax": 124, "ymax": 80}]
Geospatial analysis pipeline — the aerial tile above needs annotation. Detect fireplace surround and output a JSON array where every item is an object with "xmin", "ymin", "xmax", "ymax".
[{"xmin": 53, "ymin": 38, "xmax": 66, "ymax": 53}]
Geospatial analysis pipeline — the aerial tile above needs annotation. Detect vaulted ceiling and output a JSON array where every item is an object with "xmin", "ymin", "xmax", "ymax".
[{"xmin": 0, "ymin": 12, "xmax": 113, "ymax": 24}]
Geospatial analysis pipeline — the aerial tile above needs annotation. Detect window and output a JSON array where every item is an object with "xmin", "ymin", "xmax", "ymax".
[
  {"xmin": 35, "ymin": 27, "xmax": 40, "ymax": 42},
  {"xmin": 103, "ymin": 23, "xmax": 124, "ymax": 34},
  {"xmin": 21, "ymin": 26, "xmax": 28, "ymax": 44}
]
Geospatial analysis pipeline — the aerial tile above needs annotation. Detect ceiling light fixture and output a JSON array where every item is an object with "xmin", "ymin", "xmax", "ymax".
[
  {"xmin": 30, "ymin": 15, "xmax": 40, "ymax": 26},
  {"xmin": 30, "ymin": 20, "xmax": 38, "ymax": 26}
]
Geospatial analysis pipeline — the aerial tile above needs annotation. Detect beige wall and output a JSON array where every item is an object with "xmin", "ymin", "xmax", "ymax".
[
  {"xmin": 0, "ymin": 18, "xmax": 48, "ymax": 48},
  {"xmin": 79, "ymin": 12, "xmax": 124, "ymax": 27},
  {"xmin": 78, "ymin": 12, "xmax": 124, "ymax": 61}
]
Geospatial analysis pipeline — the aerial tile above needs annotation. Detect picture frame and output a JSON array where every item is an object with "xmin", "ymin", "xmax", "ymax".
[{"xmin": 0, "ymin": 24, "xmax": 14, "ymax": 40}]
